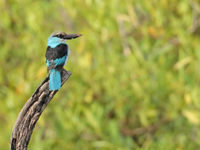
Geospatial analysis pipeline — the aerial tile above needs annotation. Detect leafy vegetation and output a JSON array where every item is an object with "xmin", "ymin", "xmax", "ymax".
[{"xmin": 0, "ymin": 0, "xmax": 200, "ymax": 149}]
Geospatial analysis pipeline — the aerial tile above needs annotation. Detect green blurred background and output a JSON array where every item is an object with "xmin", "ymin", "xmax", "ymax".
[{"xmin": 1, "ymin": 0, "xmax": 200, "ymax": 149}]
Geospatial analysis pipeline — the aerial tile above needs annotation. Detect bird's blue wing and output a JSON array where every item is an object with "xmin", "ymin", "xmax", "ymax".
[
  {"xmin": 53, "ymin": 55, "xmax": 67, "ymax": 66},
  {"xmin": 46, "ymin": 54, "xmax": 68, "ymax": 69}
]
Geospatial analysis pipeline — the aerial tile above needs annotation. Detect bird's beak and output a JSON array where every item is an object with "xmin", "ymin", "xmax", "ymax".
[{"xmin": 63, "ymin": 34, "xmax": 82, "ymax": 40}]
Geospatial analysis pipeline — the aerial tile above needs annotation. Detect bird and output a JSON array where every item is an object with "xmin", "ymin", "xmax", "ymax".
[{"xmin": 45, "ymin": 31, "xmax": 81, "ymax": 91}]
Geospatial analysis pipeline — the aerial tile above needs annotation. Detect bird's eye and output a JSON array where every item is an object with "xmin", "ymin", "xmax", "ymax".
[{"xmin": 58, "ymin": 34, "xmax": 63, "ymax": 38}]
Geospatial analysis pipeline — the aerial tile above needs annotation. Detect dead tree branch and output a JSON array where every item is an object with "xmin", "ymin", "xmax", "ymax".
[{"xmin": 10, "ymin": 69, "xmax": 71, "ymax": 150}]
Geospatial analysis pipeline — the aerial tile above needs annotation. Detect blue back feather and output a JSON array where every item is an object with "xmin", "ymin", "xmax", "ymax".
[
  {"xmin": 54, "ymin": 56, "xmax": 67, "ymax": 66},
  {"xmin": 46, "ymin": 55, "xmax": 67, "ymax": 67},
  {"xmin": 49, "ymin": 69, "xmax": 61, "ymax": 91}
]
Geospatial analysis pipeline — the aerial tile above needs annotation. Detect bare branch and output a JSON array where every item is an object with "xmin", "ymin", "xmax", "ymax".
[{"xmin": 10, "ymin": 69, "xmax": 71, "ymax": 150}]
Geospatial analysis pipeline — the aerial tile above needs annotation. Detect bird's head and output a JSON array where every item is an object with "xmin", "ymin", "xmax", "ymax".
[{"xmin": 48, "ymin": 31, "xmax": 82, "ymax": 48}]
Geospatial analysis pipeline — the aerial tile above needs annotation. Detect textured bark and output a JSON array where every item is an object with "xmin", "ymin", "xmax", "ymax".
[{"xmin": 10, "ymin": 69, "xmax": 71, "ymax": 150}]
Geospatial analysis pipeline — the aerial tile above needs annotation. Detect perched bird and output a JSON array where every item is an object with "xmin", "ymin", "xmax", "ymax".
[{"xmin": 45, "ymin": 32, "xmax": 81, "ymax": 91}]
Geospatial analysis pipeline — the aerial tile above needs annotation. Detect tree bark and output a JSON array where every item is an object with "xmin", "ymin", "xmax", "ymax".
[{"xmin": 10, "ymin": 69, "xmax": 71, "ymax": 150}]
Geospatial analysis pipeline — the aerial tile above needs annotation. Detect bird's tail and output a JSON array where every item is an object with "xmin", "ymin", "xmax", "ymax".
[{"xmin": 49, "ymin": 69, "xmax": 61, "ymax": 91}]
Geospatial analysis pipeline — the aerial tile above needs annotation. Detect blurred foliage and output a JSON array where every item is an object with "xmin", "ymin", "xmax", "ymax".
[{"xmin": 0, "ymin": 0, "xmax": 200, "ymax": 149}]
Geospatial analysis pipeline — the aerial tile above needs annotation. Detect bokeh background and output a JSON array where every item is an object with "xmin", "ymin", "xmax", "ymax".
[{"xmin": 0, "ymin": 0, "xmax": 200, "ymax": 149}]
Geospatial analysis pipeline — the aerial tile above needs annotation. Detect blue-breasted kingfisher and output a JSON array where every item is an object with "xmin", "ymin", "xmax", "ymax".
[{"xmin": 45, "ymin": 32, "xmax": 81, "ymax": 91}]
